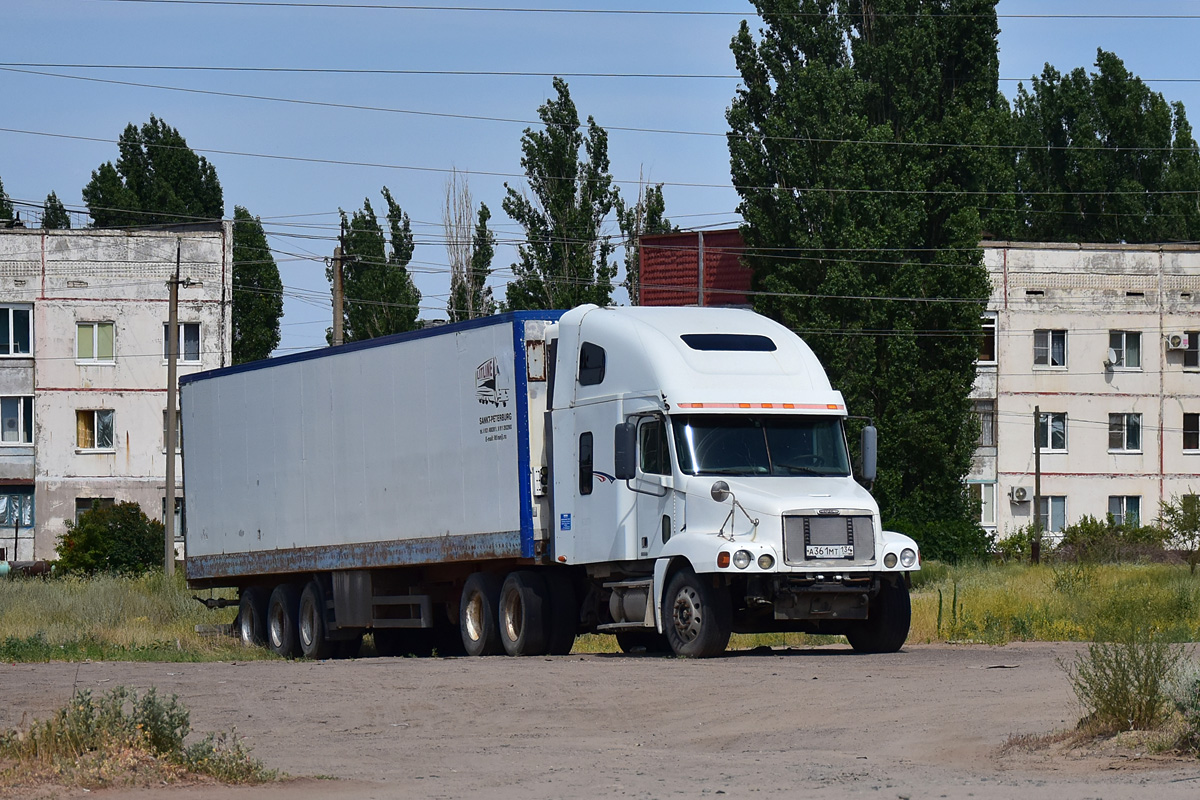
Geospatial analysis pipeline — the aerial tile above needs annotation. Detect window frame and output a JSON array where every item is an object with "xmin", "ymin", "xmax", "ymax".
[
  {"xmin": 1108, "ymin": 330, "xmax": 1142, "ymax": 370},
  {"xmin": 1037, "ymin": 496, "xmax": 1067, "ymax": 533},
  {"xmin": 973, "ymin": 399, "xmax": 996, "ymax": 448},
  {"xmin": 1185, "ymin": 332, "xmax": 1199, "ymax": 369},
  {"xmin": 75, "ymin": 497, "xmax": 115, "ymax": 523},
  {"xmin": 1033, "ymin": 329, "xmax": 1067, "ymax": 369},
  {"xmin": 1108, "ymin": 495, "xmax": 1141, "ymax": 527},
  {"xmin": 579, "ymin": 431, "xmax": 594, "ymax": 495},
  {"xmin": 163, "ymin": 409, "xmax": 182, "ymax": 453},
  {"xmin": 0, "ymin": 305, "xmax": 32, "ymax": 357},
  {"xmin": 978, "ymin": 314, "xmax": 997, "ymax": 365},
  {"xmin": 76, "ymin": 321, "xmax": 116, "ymax": 364},
  {"xmin": 637, "ymin": 417, "xmax": 671, "ymax": 476},
  {"xmin": 1036, "ymin": 411, "xmax": 1068, "ymax": 452},
  {"xmin": 76, "ymin": 409, "xmax": 115, "ymax": 452},
  {"xmin": 162, "ymin": 496, "xmax": 186, "ymax": 540},
  {"xmin": 163, "ymin": 322, "xmax": 202, "ymax": 364},
  {"xmin": 0, "ymin": 395, "xmax": 34, "ymax": 445},
  {"xmin": 1184, "ymin": 412, "xmax": 1199, "ymax": 452},
  {"xmin": 0, "ymin": 489, "xmax": 34, "ymax": 528},
  {"xmin": 1108, "ymin": 412, "xmax": 1143, "ymax": 453},
  {"xmin": 968, "ymin": 481, "xmax": 996, "ymax": 527}
]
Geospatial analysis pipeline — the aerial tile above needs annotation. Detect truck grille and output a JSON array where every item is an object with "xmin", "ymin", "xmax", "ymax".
[{"xmin": 782, "ymin": 514, "xmax": 875, "ymax": 565}]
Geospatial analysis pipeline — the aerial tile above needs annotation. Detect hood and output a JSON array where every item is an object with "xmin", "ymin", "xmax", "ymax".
[{"xmin": 680, "ymin": 474, "xmax": 878, "ymax": 539}]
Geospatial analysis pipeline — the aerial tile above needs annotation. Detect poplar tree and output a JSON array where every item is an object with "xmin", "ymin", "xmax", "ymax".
[
  {"xmin": 728, "ymin": 0, "xmax": 1008, "ymax": 558},
  {"xmin": 232, "ymin": 206, "xmax": 283, "ymax": 363},
  {"xmin": 616, "ymin": 182, "xmax": 675, "ymax": 306},
  {"xmin": 0, "ymin": 177, "xmax": 12, "ymax": 221}
]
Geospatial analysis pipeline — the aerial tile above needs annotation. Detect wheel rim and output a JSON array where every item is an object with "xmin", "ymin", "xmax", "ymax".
[
  {"xmin": 672, "ymin": 586, "xmax": 703, "ymax": 643},
  {"xmin": 299, "ymin": 599, "xmax": 315, "ymax": 649},
  {"xmin": 239, "ymin": 609, "xmax": 254, "ymax": 645},
  {"xmin": 269, "ymin": 604, "xmax": 285, "ymax": 649},
  {"xmin": 464, "ymin": 593, "xmax": 485, "ymax": 643},
  {"xmin": 502, "ymin": 590, "xmax": 523, "ymax": 643}
]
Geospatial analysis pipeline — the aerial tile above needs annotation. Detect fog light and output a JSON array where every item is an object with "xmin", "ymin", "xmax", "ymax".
[
  {"xmin": 717, "ymin": 551, "xmax": 731, "ymax": 568},
  {"xmin": 884, "ymin": 552, "xmax": 898, "ymax": 568},
  {"xmin": 733, "ymin": 550, "xmax": 752, "ymax": 569},
  {"xmin": 900, "ymin": 548, "xmax": 917, "ymax": 568},
  {"xmin": 757, "ymin": 553, "xmax": 775, "ymax": 570}
]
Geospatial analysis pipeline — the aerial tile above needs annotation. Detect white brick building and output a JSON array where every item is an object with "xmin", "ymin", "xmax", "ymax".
[
  {"xmin": 0, "ymin": 224, "xmax": 232, "ymax": 560},
  {"xmin": 969, "ymin": 242, "xmax": 1200, "ymax": 539}
]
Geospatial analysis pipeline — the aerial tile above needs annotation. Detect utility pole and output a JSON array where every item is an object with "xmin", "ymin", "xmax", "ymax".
[
  {"xmin": 164, "ymin": 240, "xmax": 181, "ymax": 575},
  {"xmin": 1032, "ymin": 405, "xmax": 1043, "ymax": 565},
  {"xmin": 697, "ymin": 230, "xmax": 705, "ymax": 307},
  {"xmin": 332, "ymin": 218, "xmax": 345, "ymax": 346}
]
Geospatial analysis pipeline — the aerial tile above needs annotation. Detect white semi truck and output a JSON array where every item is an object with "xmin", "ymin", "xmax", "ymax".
[{"xmin": 182, "ymin": 304, "xmax": 919, "ymax": 658}]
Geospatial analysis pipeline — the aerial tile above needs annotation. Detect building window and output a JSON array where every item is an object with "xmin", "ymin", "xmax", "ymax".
[
  {"xmin": 0, "ymin": 396, "xmax": 33, "ymax": 444},
  {"xmin": 579, "ymin": 431, "xmax": 593, "ymax": 495},
  {"xmin": 75, "ymin": 497, "xmax": 115, "ymax": 523},
  {"xmin": 1037, "ymin": 412, "xmax": 1067, "ymax": 451},
  {"xmin": 76, "ymin": 409, "xmax": 115, "ymax": 450},
  {"xmin": 1108, "ymin": 331, "xmax": 1141, "ymax": 369},
  {"xmin": 1186, "ymin": 332, "xmax": 1199, "ymax": 369},
  {"xmin": 77, "ymin": 321, "xmax": 115, "ymax": 363},
  {"xmin": 162, "ymin": 496, "xmax": 185, "ymax": 539},
  {"xmin": 1185, "ymin": 413, "xmax": 1199, "ymax": 452},
  {"xmin": 1108, "ymin": 496, "xmax": 1141, "ymax": 527},
  {"xmin": 0, "ymin": 306, "xmax": 32, "ymax": 356},
  {"xmin": 978, "ymin": 315, "xmax": 996, "ymax": 364},
  {"xmin": 1037, "ymin": 496, "xmax": 1067, "ymax": 533},
  {"xmin": 969, "ymin": 482, "xmax": 996, "ymax": 526},
  {"xmin": 973, "ymin": 400, "xmax": 996, "ymax": 447},
  {"xmin": 1033, "ymin": 329, "xmax": 1067, "ymax": 368},
  {"xmin": 163, "ymin": 409, "xmax": 181, "ymax": 452},
  {"xmin": 163, "ymin": 322, "xmax": 201, "ymax": 363},
  {"xmin": 1108, "ymin": 413, "xmax": 1142, "ymax": 452},
  {"xmin": 0, "ymin": 490, "xmax": 34, "ymax": 527}
]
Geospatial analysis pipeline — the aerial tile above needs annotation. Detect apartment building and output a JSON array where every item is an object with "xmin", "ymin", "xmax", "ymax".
[
  {"xmin": 638, "ymin": 231, "xmax": 1200, "ymax": 539},
  {"xmin": 0, "ymin": 223, "xmax": 232, "ymax": 560}
]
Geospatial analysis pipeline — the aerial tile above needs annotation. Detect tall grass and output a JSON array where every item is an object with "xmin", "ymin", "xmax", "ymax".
[{"xmin": 0, "ymin": 572, "xmax": 272, "ymax": 662}]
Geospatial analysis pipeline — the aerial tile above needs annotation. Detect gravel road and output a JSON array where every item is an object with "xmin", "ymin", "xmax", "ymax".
[{"xmin": 3, "ymin": 642, "xmax": 1199, "ymax": 799}]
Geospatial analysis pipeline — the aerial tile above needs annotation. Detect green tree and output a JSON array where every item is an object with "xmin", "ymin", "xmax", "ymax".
[
  {"xmin": 1008, "ymin": 49, "xmax": 1200, "ymax": 243},
  {"xmin": 232, "ymin": 206, "xmax": 283, "ymax": 363},
  {"xmin": 503, "ymin": 78, "xmax": 618, "ymax": 310},
  {"xmin": 41, "ymin": 191, "xmax": 71, "ymax": 229},
  {"xmin": 328, "ymin": 188, "xmax": 421, "ymax": 341},
  {"xmin": 56, "ymin": 501, "xmax": 164, "ymax": 575},
  {"xmin": 0, "ymin": 176, "xmax": 12, "ymax": 221},
  {"xmin": 727, "ymin": 0, "xmax": 1008, "ymax": 557},
  {"xmin": 616, "ymin": 180, "xmax": 675, "ymax": 306},
  {"xmin": 1159, "ymin": 493, "xmax": 1200, "ymax": 575},
  {"xmin": 82, "ymin": 116, "xmax": 223, "ymax": 228}
]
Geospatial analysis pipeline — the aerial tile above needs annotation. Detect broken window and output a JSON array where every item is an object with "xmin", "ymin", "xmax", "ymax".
[{"xmin": 76, "ymin": 409, "xmax": 114, "ymax": 450}]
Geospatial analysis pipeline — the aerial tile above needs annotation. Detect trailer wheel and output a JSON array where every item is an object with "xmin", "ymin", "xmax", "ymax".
[
  {"xmin": 459, "ymin": 572, "xmax": 504, "ymax": 656},
  {"xmin": 662, "ymin": 567, "xmax": 731, "ymax": 658},
  {"xmin": 267, "ymin": 583, "xmax": 301, "ymax": 658},
  {"xmin": 236, "ymin": 587, "xmax": 268, "ymax": 647},
  {"xmin": 298, "ymin": 581, "xmax": 334, "ymax": 660},
  {"xmin": 499, "ymin": 571, "xmax": 549, "ymax": 656},
  {"xmin": 615, "ymin": 631, "xmax": 671, "ymax": 654},
  {"xmin": 845, "ymin": 578, "xmax": 911, "ymax": 654},
  {"xmin": 543, "ymin": 570, "xmax": 577, "ymax": 656}
]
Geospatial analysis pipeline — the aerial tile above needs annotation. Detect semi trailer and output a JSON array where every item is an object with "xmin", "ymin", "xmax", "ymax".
[{"xmin": 181, "ymin": 304, "xmax": 919, "ymax": 658}]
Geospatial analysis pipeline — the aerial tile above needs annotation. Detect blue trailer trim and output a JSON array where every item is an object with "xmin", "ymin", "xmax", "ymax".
[
  {"xmin": 180, "ymin": 310, "xmax": 566, "ymax": 388},
  {"xmin": 185, "ymin": 530, "xmax": 525, "ymax": 582},
  {"xmin": 513, "ymin": 320, "xmax": 535, "ymax": 558}
]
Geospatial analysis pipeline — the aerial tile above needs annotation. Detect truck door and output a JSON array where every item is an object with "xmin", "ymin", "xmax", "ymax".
[{"xmin": 633, "ymin": 415, "xmax": 675, "ymax": 560}]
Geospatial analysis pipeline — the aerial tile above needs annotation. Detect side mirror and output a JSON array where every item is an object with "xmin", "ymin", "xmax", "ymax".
[
  {"xmin": 614, "ymin": 422, "xmax": 636, "ymax": 480},
  {"xmin": 710, "ymin": 480, "xmax": 731, "ymax": 502},
  {"xmin": 860, "ymin": 425, "xmax": 877, "ymax": 482}
]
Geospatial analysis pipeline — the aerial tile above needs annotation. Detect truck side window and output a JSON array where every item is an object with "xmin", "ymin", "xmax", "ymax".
[
  {"xmin": 578, "ymin": 342, "xmax": 606, "ymax": 386},
  {"xmin": 639, "ymin": 419, "xmax": 670, "ymax": 475},
  {"xmin": 579, "ymin": 431, "xmax": 594, "ymax": 495}
]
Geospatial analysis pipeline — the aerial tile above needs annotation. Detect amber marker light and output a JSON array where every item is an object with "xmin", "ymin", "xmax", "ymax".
[{"xmin": 717, "ymin": 552, "xmax": 731, "ymax": 568}]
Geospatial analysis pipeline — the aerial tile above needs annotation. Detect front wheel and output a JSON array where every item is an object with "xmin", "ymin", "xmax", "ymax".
[
  {"xmin": 661, "ymin": 567, "xmax": 731, "ymax": 658},
  {"xmin": 845, "ymin": 578, "xmax": 911, "ymax": 654}
]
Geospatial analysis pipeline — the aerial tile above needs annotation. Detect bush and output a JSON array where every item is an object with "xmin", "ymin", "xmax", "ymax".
[
  {"xmin": 995, "ymin": 524, "xmax": 1039, "ymax": 563},
  {"xmin": 1158, "ymin": 493, "xmax": 1200, "ymax": 575},
  {"xmin": 1175, "ymin": 669, "xmax": 1200, "ymax": 754},
  {"xmin": 1056, "ymin": 514, "xmax": 1169, "ymax": 564},
  {"xmin": 56, "ymin": 501, "xmax": 164, "ymax": 576},
  {"xmin": 889, "ymin": 516, "xmax": 993, "ymax": 564}
]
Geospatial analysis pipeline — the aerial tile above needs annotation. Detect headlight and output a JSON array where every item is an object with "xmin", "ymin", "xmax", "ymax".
[
  {"xmin": 757, "ymin": 553, "xmax": 775, "ymax": 570},
  {"xmin": 900, "ymin": 548, "xmax": 917, "ymax": 568},
  {"xmin": 733, "ymin": 550, "xmax": 752, "ymax": 569},
  {"xmin": 884, "ymin": 552, "xmax": 898, "ymax": 568}
]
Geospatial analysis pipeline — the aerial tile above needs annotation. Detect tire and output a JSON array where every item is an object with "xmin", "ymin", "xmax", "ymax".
[
  {"xmin": 661, "ymin": 567, "xmax": 732, "ymax": 658},
  {"xmin": 236, "ymin": 587, "xmax": 268, "ymax": 648},
  {"xmin": 615, "ymin": 630, "xmax": 671, "ymax": 654},
  {"xmin": 499, "ymin": 571, "xmax": 549, "ymax": 657},
  {"xmin": 459, "ymin": 572, "xmax": 504, "ymax": 656},
  {"xmin": 544, "ymin": 569, "xmax": 578, "ymax": 656},
  {"xmin": 845, "ymin": 578, "xmax": 911, "ymax": 654},
  {"xmin": 298, "ymin": 581, "xmax": 333, "ymax": 660},
  {"xmin": 267, "ymin": 583, "xmax": 301, "ymax": 658}
]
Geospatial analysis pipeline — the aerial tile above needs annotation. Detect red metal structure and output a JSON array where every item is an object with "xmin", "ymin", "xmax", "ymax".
[{"xmin": 638, "ymin": 229, "xmax": 752, "ymax": 307}]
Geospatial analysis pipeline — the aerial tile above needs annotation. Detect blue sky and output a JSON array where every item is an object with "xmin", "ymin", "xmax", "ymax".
[{"xmin": 3, "ymin": 0, "xmax": 1198, "ymax": 354}]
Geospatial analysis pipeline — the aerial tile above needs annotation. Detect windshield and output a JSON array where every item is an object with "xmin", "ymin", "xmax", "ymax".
[{"xmin": 672, "ymin": 414, "xmax": 851, "ymax": 477}]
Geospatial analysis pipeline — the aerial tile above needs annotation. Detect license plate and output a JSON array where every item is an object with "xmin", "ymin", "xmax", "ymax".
[{"xmin": 807, "ymin": 545, "xmax": 852, "ymax": 559}]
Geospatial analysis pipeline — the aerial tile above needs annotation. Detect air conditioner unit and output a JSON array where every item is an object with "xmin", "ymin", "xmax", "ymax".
[
  {"xmin": 1166, "ymin": 333, "xmax": 1190, "ymax": 351},
  {"xmin": 1009, "ymin": 486, "xmax": 1031, "ymax": 503}
]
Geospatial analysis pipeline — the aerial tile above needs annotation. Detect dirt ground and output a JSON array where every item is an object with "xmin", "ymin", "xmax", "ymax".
[{"xmin": 3, "ymin": 642, "xmax": 1200, "ymax": 799}]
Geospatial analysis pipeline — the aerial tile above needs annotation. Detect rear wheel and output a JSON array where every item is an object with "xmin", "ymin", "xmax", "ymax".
[
  {"xmin": 459, "ymin": 572, "xmax": 504, "ymax": 656},
  {"xmin": 845, "ymin": 578, "xmax": 911, "ymax": 654},
  {"xmin": 661, "ymin": 567, "xmax": 731, "ymax": 658},
  {"xmin": 298, "ymin": 581, "xmax": 333, "ymax": 660},
  {"xmin": 499, "ymin": 571, "xmax": 549, "ymax": 656},
  {"xmin": 236, "ymin": 587, "xmax": 268, "ymax": 648},
  {"xmin": 267, "ymin": 583, "xmax": 301, "ymax": 658}
]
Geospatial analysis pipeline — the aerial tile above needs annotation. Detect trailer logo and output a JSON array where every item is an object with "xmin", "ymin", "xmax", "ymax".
[{"xmin": 475, "ymin": 357, "xmax": 511, "ymax": 408}]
